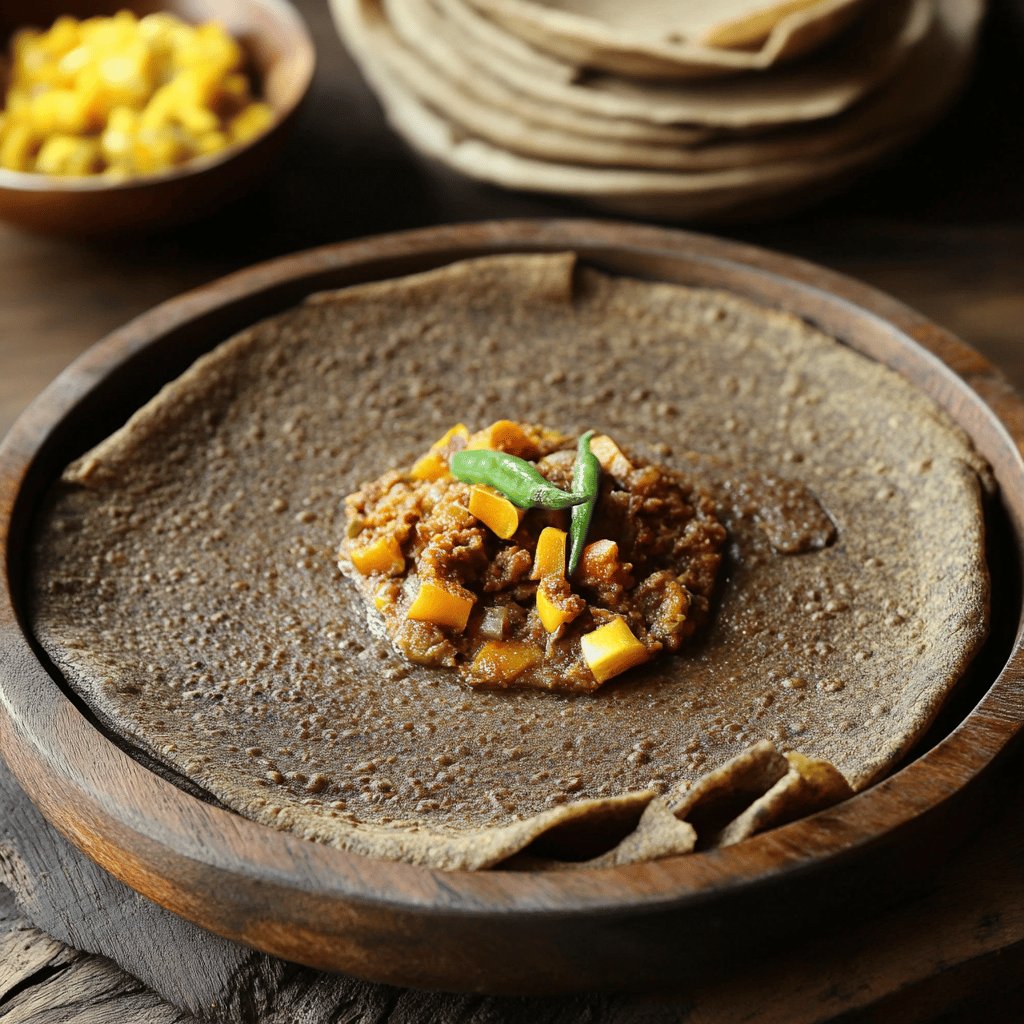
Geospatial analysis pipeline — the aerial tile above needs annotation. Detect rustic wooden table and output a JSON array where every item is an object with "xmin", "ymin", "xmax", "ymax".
[{"xmin": 1, "ymin": 0, "xmax": 1023, "ymax": 1020}]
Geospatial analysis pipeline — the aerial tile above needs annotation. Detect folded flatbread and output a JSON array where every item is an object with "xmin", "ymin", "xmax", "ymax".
[{"xmin": 461, "ymin": 0, "xmax": 869, "ymax": 79}]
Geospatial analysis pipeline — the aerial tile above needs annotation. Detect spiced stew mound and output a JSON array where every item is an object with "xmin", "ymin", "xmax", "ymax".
[
  {"xmin": 340, "ymin": 423, "xmax": 726, "ymax": 693},
  {"xmin": 29, "ymin": 253, "xmax": 990, "ymax": 869}
]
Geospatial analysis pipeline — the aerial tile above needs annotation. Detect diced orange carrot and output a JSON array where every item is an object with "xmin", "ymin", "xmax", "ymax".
[
  {"xmin": 590, "ymin": 435, "xmax": 633, "ymax": 477},
  {"xmin": 350, "ymin": 534, "xmax": 404, "ymax": 576},
  {"xmin": 581, "ymin": 617, "xmax": 649, "ymax": 683},
  {"xmin": 470, "ymin": 640, "xmax": 542, "ymax": 685},
  {"xmin": 466, "ymin": 419, "xmax": 539, "ymax": 459},
  {"xmin": 530, "ymin": 526, "xmax": 566, "ymax": 580},
  {"xmin": 469, "ymin": 485, "xmax": 523, "ymax": 540},
  {"xmin": 406, "ymin": 579, "xmax": 475, "ymax": 631}
]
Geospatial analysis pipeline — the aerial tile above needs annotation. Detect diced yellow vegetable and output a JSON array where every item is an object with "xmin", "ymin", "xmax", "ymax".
[
  {"xmin": 590, "ymin": 435, "xmax": 633, "ymax": 477},
  {"xmin": 530, "ymin": 527, "xmax": 566, "ymax": 580},
  {"xmin": 35, "ymin": 134, "xmax": 100, "ymax": 175},
  {"xmin": 537, "ymin": 584, "xmax": 570, "ymax": 633},
  {"xmin": 431, "ymin": 423, "xmax": 470, "ymax": 450},
  {"xmin": 410, "ymin": 423, "xmax": 469, "ymax": 480},
  {"xmin": 0, "ymin": 121, "xmax": 39, "ymax": 171},
  {"xmin": 349, "ymin": 534, "xmax": 404, "ymax": 576},
  {"xmin": 469, "ymin": 485, "xmax": 523, "ymax": 540},
  {"xmin": 406, "ymin": 580, "xmax": 475, "ymax": 631},
  {"xmin": 228, "ymin": 102, "xmax": 273, "ymax": 144},
  {"xmin": 195, "ymin": 129, "xmax": 229, "ymax": 155},
  {"xmin": 466, "ymin": 419, "xmax": 539, "ymax": 459},
  {"xmin": 410, "ymin": 451, "xmax": 448, "ymax": 481},
  {"xmin": 132, "ymin": 126, "xmax": 189, "ymax": 172},
  {"xmin": 581, "ymin": 618, "xmax": 649, "ymax": 684},
  {"xmin": 470, "ymin": 640, "xmax": 542, "ymax": 685}
]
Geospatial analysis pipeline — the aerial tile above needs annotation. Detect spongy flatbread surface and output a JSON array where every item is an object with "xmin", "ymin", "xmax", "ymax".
[{"xmin": 30, "ymin": 254, "xmax": 989, "ymax": 868}]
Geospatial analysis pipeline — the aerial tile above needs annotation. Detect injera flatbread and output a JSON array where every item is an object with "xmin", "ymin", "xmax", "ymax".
[
  {"xmin": 334, "ymin": 0, "xmax": 928, "ymax": 130},
  {"xmin": 463, "ymin": 0, "xmax": 869, "ymax": 79},
  {"xmin": 337, "ymin": 0, "xmax": 978, "ymax": 220},
  {"xmin": 414, "ymin": 0, "xmax": 723, "ymax": 146},
  {"xmin": 30, "ymin": 254, "xmax": 990, "ymax": 870},
  {"xmin": 378, "ymin": 0, "xmax": 950, "ymax": 173}
]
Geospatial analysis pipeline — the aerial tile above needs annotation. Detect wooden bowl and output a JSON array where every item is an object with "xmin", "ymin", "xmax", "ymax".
[
  {"xmin": 1, "ymin": 220, "xmax": 1023, "ymax": 993},
  {"xmin": 0, "ymin": 0, "xmax": 315, "ymax": 234}
]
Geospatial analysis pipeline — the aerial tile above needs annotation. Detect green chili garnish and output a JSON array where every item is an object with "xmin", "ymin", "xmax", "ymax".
[
  {"xmin": 568, "ymin": 430, "xmax": 600, "ymax": 576},
  {"xmin": 450, "ymin": 449, "xmax": 586, "ymax": 510}
]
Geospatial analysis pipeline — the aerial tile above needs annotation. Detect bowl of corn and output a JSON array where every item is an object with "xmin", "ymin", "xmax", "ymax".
[{"xmin": 0, "ymin": 0, "xmax": 314, "ymax": 233}]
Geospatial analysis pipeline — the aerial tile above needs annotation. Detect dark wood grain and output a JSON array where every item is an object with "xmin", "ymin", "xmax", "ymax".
[
  {"xmin": 0, "ymin": 889, "xmax": 195, "ymax": 1024},
  {"xmin": 2, "ymin": 750, "xmax": 1023, "ymax": 1023},
  {"xmin": 2, "ymin": 220, "xmax": 1023, "ymax": 994}
]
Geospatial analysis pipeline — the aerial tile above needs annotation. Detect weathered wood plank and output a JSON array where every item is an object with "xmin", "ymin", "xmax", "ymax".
[
  {"xmin": 0, "ymin": 888, "xmax": 195, "ymax": 1024},
  {"xmin": 2, "ymin": 751, "xmax": 1024, "ymax": 1023}
]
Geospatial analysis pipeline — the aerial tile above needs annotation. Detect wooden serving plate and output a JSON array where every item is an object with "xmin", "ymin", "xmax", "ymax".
[{"xmin": 1, "ymin": 220, "xmax": 1023, "ymax": 994}]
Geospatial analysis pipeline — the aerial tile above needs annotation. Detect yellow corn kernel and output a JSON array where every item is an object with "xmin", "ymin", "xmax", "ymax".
[
  {"xmin": 96, "ymin": 44, "xmax": 154, "ymax": 109},
  {"xmin": 35, "ymin": 135, "xmax": 100, "ymax": 175},
  {"xmin": 406, "ymin": 580, "xmax": 475, "ymax": 631},
  {"xmin": 40, "ymin": 17, "xmax": 81, "ymax": 58},
  {"xmin": 581, "ymin": 618, "xmax": 649, "ymax": 684},
  {"xmin": 173, "ymin": 65, "xmax": 224, "ymax": 109},
  {"xmin": 349, "ymin": 534, "xmax": 404, "ymax": 576},
  {"xmin": 29, "ymin": 89, "xmax": 92, "ymax": 134},
  {"xmin": 176, "ymin": 22, "xmax": 243, "ymax": 74},
  {"xmin": 99, "ymin": 105, "xmax": 139, "ymax": 163},
  {"xmin": 175, "ymin": 101, "xmax": 220, "ymax": 136},
  {"xmin": 132, "ymin": 126, "xmax": 188, "ymax": 172},
  {"xmin": 531, "ymin": 527, "xmax": 567, "ymax": 580},
  {"xmin": 466, "ymin": 419, "xmax": 539, "ymax": 459},
  {"xmin": 590, "ymin": 435, "xmax": 633, "ymax": 477},
  {"xmin": 139, "ymin": 84, "xmax": 178, "ymax": 130},
  {"xmin": 195, "ymin": 130, "xmax": 229, "ymax": 156},
  {"xmin": 470, "ymin": 640, "xmax": 542, "ymax": 685},
  {"xmin": 469, "ymin": 486, "xmax": 523, "ymax": 540},
  {"xmin": 228, "ymin": 101, "xmax": 273, "ymax": 144},
  {"xmin": 0, "ymin": 121, "xmax": 39, "ymax": 171}
]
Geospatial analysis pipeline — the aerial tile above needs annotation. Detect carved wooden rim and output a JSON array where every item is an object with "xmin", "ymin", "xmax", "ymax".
[{"xmin": 1, "ymin": 220, "xmax": 1022, "ymax": 991}]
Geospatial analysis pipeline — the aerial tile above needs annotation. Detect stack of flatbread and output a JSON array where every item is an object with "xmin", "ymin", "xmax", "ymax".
[{"xmin": 331, "ymin": 0, "xmax": 984, "ymax": 219}]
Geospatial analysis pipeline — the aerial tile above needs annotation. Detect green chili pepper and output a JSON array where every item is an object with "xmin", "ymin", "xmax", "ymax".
[
  {"xmin": 568, "ymin": 431, "xmax": 600, "ymax": 576},
  {"xmin": 450, "ymin": 449, "xmax": 586, "ymax": 510}
]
